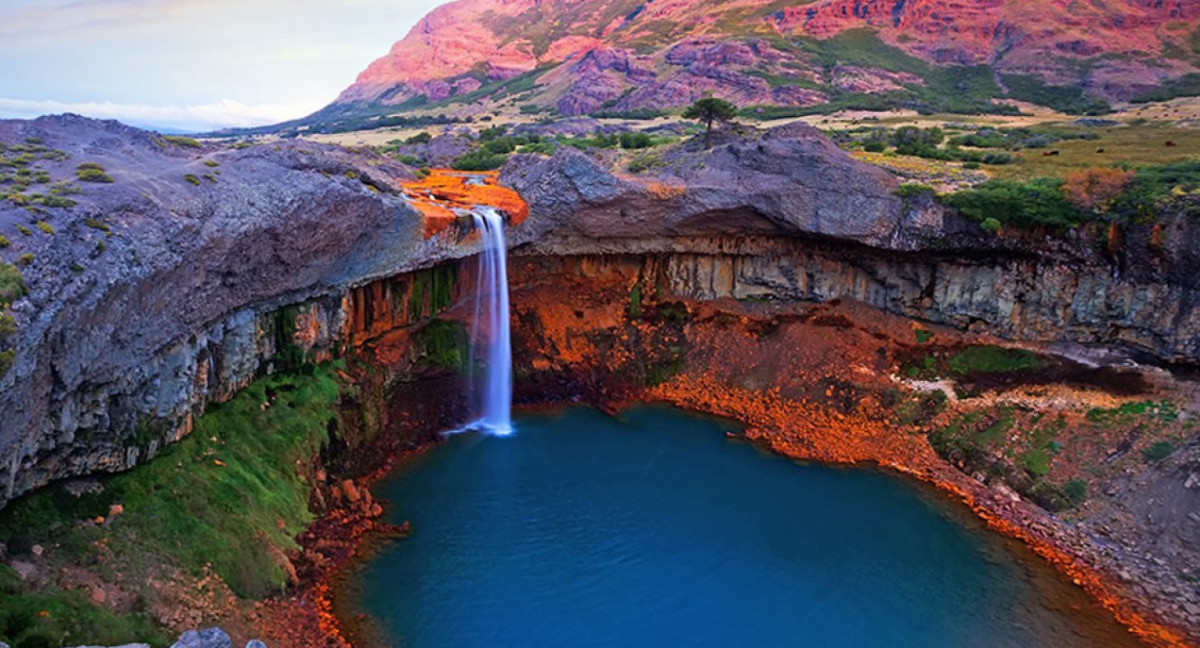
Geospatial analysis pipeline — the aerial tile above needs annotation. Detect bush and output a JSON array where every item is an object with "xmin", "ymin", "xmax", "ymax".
[
  {"xmin": 183, "ymin": 174, "xmax": 201, "ymax": 186},
  {"xmin": 892, "ymin": 126, "xmax": 945, "ymax": 155},
  {"xmin": 0, "ymin": 263, "xmax": 24, "ymax": 305},
  {"xmin": 1063, "ymin": 479, "xmax": 1088, "ymax": 507},
  {"xmin": 0, "ymin": 235, "xmax": 8, "ymax": 248},
  {"xmin": 619, "ymin": 132, "xmax": 654, "ymax": 149},
  {"xmin": 162, "ymin": 135, "xmax": 203, "ymax": 149},
  {"xmin": 451, "ymin": 149, "xmax": 508, "ymax": 172},
  {"xmin": 944, "ymin": 178, "xmax": 1082, "ymax": 230},
  {"xmin": 0, "ymin": 349, "xmax": 14, "ymax": 379},
  {"xmin": 35, "ymin": 221, "xmax": 55, "ymax": 235},
  {"xmin": 1141, "ymin": 441, "xmax": 1175, "ymax": 463},
  {"xmin": 863, "ymin": 140, "xmax": 887, "ymax": 153},
  {"xmin": 75, "ymin": 163, "xmax": 113, "ymax": 183},
  {"xmin": 980, "ymin": 217, "xmax": 1002, "ymax": 233},
  {"xmin": 405, "ymin": 132, "xmax": 433, "ymax": 145}
]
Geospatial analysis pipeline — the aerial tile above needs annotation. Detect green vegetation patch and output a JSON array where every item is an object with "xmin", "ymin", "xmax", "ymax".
[
  {"xmin": 161, "ymin": 135, "xmax": 203, "ymax": 149},
  {"xmin": 0, "ymin": 564, "xmax": 168, "ymax": 648},
  {"xmin": 0, "ymin": 362, "xmax": 348, "ymax": 601},
  {"xmin": 75, "ymin": 163, "xmax": 113, "ymax": 183},
  {"xmin": 0, "ymin": 262, "xmax": 25, "ymax": 306}
]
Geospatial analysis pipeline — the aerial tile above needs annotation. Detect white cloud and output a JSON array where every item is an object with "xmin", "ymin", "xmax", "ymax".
[{"xmin": 0, "ymin": 97, "xmax": 324, "ymax": 133}]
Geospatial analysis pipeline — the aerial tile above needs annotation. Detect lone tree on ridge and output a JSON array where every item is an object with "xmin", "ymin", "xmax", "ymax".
[{"xmin": 683, "ymin": 97, "xmax": 738, "ymax": 147}]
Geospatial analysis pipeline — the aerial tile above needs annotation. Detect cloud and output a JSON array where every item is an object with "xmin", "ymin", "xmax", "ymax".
[{"xmin": 0, "ymin": 97, "xmax": 323, "ymax": 132}]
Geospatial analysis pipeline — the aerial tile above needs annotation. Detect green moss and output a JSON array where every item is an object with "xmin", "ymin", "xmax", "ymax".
[
  {"xmin": 416, "ymin": 319, "xmax": 469, "ymax": 372},
  {"xmin": 628, "ymin": 281, "xmax": 643, "ymax": 321}
]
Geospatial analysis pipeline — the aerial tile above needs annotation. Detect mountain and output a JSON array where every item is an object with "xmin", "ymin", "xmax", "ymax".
[{"xmin": 319, "ymin": 0, "xmax": 1200, "ymax": 124}]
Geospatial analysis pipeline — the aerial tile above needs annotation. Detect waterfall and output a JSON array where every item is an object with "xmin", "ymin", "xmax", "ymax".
[{"xmin": 468, "ymin": 207, "xmax": 513, "ymax": 436}]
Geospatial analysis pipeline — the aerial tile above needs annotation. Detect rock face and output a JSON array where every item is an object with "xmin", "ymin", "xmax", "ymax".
[
  {"xmin": 0, "ymin": 115, "xmax": 499, "ymax": 507},
  {"xmin": 327, "ymin": 0, "xmax": 1200, "ymax": 116}
]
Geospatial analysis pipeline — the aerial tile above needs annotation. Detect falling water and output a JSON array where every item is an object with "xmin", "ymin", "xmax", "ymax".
[{"xmin": 468, "ymin": 207, "xmax": 513, "ymax": 436}]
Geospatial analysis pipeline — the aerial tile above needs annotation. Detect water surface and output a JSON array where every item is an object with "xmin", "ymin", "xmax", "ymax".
[{"xmin": 355, "ymin": 406, "xmax": 1139, "ymax": 648}]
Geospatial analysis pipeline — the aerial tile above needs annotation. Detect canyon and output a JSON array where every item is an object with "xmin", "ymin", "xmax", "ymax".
[{"xmin": 1, "ymin": 115, "xmax": 1200, "ymax": 646}]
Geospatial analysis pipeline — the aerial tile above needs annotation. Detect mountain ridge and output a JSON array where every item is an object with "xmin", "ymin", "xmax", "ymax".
[{"xmin": 323, "ymin": 0, "xmax": 1200, "ymax": 122}]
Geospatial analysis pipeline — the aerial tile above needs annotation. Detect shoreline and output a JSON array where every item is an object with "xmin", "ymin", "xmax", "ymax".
[{"xmin": 296, "ymin": 393, "xmax": 1191, "ymax": 648}]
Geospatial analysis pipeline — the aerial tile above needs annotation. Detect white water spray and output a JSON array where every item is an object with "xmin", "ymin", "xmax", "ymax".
[{"xmin": 468, "ymin": 207, "xmax": 513, "ymax": 436}]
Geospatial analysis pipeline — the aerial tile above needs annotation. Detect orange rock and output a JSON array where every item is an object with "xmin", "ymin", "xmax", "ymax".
[{"xmin": 401, "ymin": 169, "xmax": 528, "ymax": 239}]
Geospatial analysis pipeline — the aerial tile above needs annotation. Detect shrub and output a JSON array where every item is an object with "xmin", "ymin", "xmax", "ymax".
[
  {"xmin": 1063, "ymin": 479, "xmax": 1088, "ymax": 507},
  {"xmin": 183, "ymin": 174, "xmax": 201, "ymax": 186},
  {"xmin": 16, "ymin": 253, "xmax": 34, "ymax": 267},
  {"xmin": 405, "ymin": 132, "xmax": 433, "ymax": 145},
  {"xmin": 0, "ymin": 312, "xmax": 15, "ymax": 337},
  {"xmin": 0, "ymin": 349, "xmax": 13, "ymax": 379},
  {"xmin": 451, "ymin": 149, "xmax": 508, "ymax": 172},
  {"xmin": 36, "ymin": 221, "xmax": 55, "ymax": 235},
  {"xmin": 892, "ymin": 126, "xmax": 945, "ymax": 155},
  {"xmin": 75, "ymin": 163, "xmax": 114, "ymax": 183},
  {"xmin": 0, "ymin": 263, "xmax": 24, "ymax": 305},
  {"xmin": 16, "ymin": 225, "xmax": 31, "ymax": 236},
  {"xmin": 0, "ymin": 235, "xmax": 8, "ymax": 248},
  {"xmin": 863, "ymin": 140, "xmax": 887, "ymax": 153},
  {"xmin": 162, "ymin": 135, "xmax": 203, "ymax": 149},
  {"xmin": 203, "ymin": 159, "xmax": 220, "ymax": 168},
  {"xmin": 944, "ymin": 178, "xmax": 1082, "ymax": 230},
  {"xmin": 1141, "ymin": 441, "xmax": 1175, "ymax": 463},
  {"xmin": 980, "ymin": 217, "xmax": 1002, "ymax": 233},
  {"xmin": 619, "ymin": 132, "xmax": 654, "ymax": 149},
  {"xmin": 84, "ymin": 217, "xmax": 111, "ymax": 233}
]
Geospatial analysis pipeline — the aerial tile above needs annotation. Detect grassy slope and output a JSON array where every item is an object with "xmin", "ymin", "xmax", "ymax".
[{"xmin": 0, "ymin": 363, "xmax": 349, "ymax": 648}]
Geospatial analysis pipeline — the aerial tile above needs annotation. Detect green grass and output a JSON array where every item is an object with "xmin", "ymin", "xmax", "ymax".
[
  {"xmin": 0, "ymin": 362, "xmax": 349, "ymax": 600},
  {"xmin": 0, "ymin": 565, "xmax": 169, "ymax": 648},
  {"xmin": 946, "ymin": 345, "xmax": 1044, "ymax": 375}
]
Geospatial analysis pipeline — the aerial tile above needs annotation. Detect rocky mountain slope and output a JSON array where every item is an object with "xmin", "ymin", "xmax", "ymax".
[{"xmin": 320, "ymin": 0, "xmax": 1200, "ymax": 123}]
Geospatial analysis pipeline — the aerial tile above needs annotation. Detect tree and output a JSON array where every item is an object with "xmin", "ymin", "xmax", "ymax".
[{"xmin": 683, "ymin": 97, "xmax": 738, "ymax": 147}]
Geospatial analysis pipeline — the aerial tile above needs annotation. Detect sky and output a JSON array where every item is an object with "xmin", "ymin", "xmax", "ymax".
[{"xmin": 0, "ymin": 0, "xmax": 446, "ymax": 132}]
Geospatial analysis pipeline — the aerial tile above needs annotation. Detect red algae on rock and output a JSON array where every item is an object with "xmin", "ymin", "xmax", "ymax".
[{"xmin": 401, "ymin": 169, "xmax": 528, "ymax": 238}]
